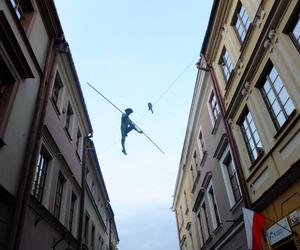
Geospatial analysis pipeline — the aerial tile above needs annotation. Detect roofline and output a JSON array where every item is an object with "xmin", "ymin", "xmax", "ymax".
[
  {"xmin": 36, "ymin": 0, "xmax": 93, "ymax": 134},
  {"xmin": 200, "ymin": 0, "xmax": 219, "ymax": 55}
]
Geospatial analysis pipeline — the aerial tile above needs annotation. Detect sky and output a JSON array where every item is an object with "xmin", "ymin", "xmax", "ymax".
[{"xmin": 54, "ymin": 1, "xmax": 213, "ymax": 249}]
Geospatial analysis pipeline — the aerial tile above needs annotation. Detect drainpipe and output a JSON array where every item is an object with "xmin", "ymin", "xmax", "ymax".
[
  {"xmin": 9, "ymin": 36, "xmax": 68, "ymax": 250},
  {"xmin": 201, "ymin": 55, "xmax": 251, "ymax": 208}
]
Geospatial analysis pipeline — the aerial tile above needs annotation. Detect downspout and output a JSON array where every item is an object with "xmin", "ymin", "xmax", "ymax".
[
  {"xmin": 201, "ymin": 55, "xmax": 251, "ymax": 208},
  {"xmin": 9, "ymin": 36, "xmax": 67, "ymax": 250}
]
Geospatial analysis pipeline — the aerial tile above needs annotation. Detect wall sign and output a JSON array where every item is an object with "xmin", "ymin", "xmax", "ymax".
[
  {"xmin": 267, "ymin": 217, "xmax": 292, "ymax": 246},
  {"xmin": 289, "ymin": 210, "xmax": 300, "ymax": 226}
]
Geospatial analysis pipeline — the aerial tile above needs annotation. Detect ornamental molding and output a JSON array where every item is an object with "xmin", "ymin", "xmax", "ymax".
[
  {"xmin": 241, "ymin": 81, "xmax": 252, "ymax": 100},
  {"xmin": 236, "ymin": 59, "xmax": 244, "ymax": 76},
  {"xmin": 264, "ymin": 29, "xmax": 279, "ymax": 53},
  {"xmin": 254, "ymin": 7, "xmax": 266, "ymax": 28}
]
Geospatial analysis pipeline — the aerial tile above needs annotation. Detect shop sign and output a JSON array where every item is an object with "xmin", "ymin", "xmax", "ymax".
[
  {"xmin": 267, "ymin": 217, "xmax": 292, "ymax": 246},
  {"xmin": 289, "ymin": 210, "xmax": 300, "ymax": 226}
]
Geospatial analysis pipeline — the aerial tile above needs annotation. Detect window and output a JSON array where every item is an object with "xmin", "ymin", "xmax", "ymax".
[
  {"xmin": 233, "ymin": 2, "xmax": 250, "ymax": 42},
  {"xmin": 9, "ymin": 0, "xmax": 34, "ymax": 30},
  {"xmin": 198, "ymin": 200, "xmax": 210, "ymax": 244},
  {"xmin": 220, "ymin": 49, "xmax": 233, "ymax": 81},
  {"xmin": 53, "ymin": 172, "xmax": 65, "ymax": 219},
  {"xmin": 69, "ymin": 192, "xmax": 77, "ymax": 232},
  {"xmin": 31, "ymin": 146, "xmax": 49, "ymax": 202},
  {"xmin": 209, "ymin": 91, "xmax": 220, "ymax": 122},
  {"xmin": 51, "ymin": 73, "xmax": 63, "ymax": 108},
  {"xmin": 222, "ymin": 152, "xmax": 242, "ymax": 207},
  {"xmin": 240, "ymin": 110, "xmax": 262, "ymax": 162},
  {"xmin": 260, "ymin": 66, "xmax": 295, "ymax": 129},
  {"xmin": 184, "ymin": 191, "xmax": 189, "ymax": 214},
  {"xmin": 91, "ymin": 224, "xmax": 95, "ymax": 250},
  {"xmin": 180, "ymin": 205, "xmax": 184, "ymax": 226},
  {"xmin": 98, "ymin": 237, "xmax": 105, "ymax": 250},
  {"xmin": 76, "ymin": 128, "xmax": 82, "ymax": 155},
  {"xmin": 190, "ymin": 165, "xmax": 195, "ymax": 182},
  {"xmin": 10, "ymin": 0, "xmax": 25, "ymax": 19},
  {"xmin": 65, "ymin": 103, "xmax": 73, "ymax": 136},
  {"xmin": 291, "ymin": 15, "xmax": 300, "ymax": 45},
  {"xmin": 91, "ymin": 181, "xmax": 95, "ymax": 198},
  {"xmin": 0, "ymin": 56, "xmax": 16, "ymax": 145},
  {"xmin": 286, "ymin": 5, "xmax": 300, "ymax": 49},
  {"xmin": 207, "ymin": 185, "xmax": 220, "ymax": 230},
  {"xmin": 84, "ymin": 213, "xmax": 90, "ymax": 245},
  {"xmin": 198, "ymin": 130, "xmax": 206, "ymax": 160}
]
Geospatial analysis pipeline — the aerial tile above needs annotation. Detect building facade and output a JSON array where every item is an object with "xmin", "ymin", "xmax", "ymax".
[
  {"xmin": 172, "ymin": 57, "xmax": 248, "ymax": 249},
  {"xmin": 202, "ymin": 0, "xmax": 300, "ymax": 249},
  {"xmin": 0, "ymin": 0, "xmax": 119, "ymax": 250},
  {"xmin": 84, "ymin": 139, "xmax": 119, "ymax": 250}
]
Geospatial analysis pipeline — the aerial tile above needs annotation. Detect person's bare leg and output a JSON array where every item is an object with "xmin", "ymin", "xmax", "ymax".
[{"xmin": 121, "ymin": 137, "xmax": 127, "ymax": 155}]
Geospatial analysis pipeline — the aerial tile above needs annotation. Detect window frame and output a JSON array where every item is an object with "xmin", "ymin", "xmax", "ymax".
[
  {"xmin": 0, "ymin": 56, "xmax": 18, "ymax": 147},
  {"xmin": 91, "ymin": 224, "xmax": 95, "ymax": 250},
  {"xmin": 31, "ymin": 146, "xmax": 50, "ymax": 203},
  {"xmin": 9, "ymin": 0, "xmax": 35, "ymax": 32},
  {"xmin": 258, "ymin": 63, "xmax": 295, "ymax": 130},
  {"xmin": 284, "ymin": 3, "xmax": 300, "ymax": 52},
  {"xmin": 219, "ymin": 146, "xmax": 242, "ymax": 208},
  {"xmin": 209, "ymin": 90, "xmax": 221, "ymax": 123},
  {"xmin": 197, "ymin": 199, "xmax": 210, "ymax": 244},
  {"xmin": 84, "ymin": 213, "xmax": 90, "ymax": 245},
  {"xmin": 65, "ymin": 103, "xmax": 74, "ymax": 139},
  {"xmin": 207, "ymin": 183, "xmax": 221, "ymax": 231},
  {"xmin": 69, "ymin": 192, "xmax": 77, "ymax": 232},
  {"xmin": 197, "ymin": 130, "xmax": 206, "ymax": 163},
  {"xmin": 53, "ymin": 171, "xmax": 66, "ymax": 220},
  {"xmin": 51, "ymin": 72, "xmax": 63, "ymax": 114},
  {"xmin": 232, "ymin": 1, "xmax": 251, "ymax": 43},
  {"xmin": 219, "ymin": 48, "xmax": 233, "ymax": 83},
  {"xmin": 239, "ymin": 108, "xmax": 263, "ymax": 163},
  {"xmin": 76, "ymin": 127, "xmax": 82, "ymax": 158}
]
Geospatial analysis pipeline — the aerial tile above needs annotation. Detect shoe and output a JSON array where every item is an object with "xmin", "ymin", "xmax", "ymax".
[{"xmin": 122, "ymin": 149, "xmax": 127, "ymax": 155}]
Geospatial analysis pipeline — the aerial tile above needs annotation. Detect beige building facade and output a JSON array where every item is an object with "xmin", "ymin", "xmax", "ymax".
[{"xmin": 202, "ymin": 0, "xmax": 300, "ymax": 249}]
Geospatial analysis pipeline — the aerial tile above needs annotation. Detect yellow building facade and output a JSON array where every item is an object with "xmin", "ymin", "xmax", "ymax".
[{"xmin": 202, "ymin": 0, "xmax": 300, "ymax": 249}]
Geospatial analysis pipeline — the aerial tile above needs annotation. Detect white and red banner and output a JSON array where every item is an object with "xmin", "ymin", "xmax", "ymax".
[{"xmin": 243, "ymin": 208, "xmax": 266, "ymax": 250}]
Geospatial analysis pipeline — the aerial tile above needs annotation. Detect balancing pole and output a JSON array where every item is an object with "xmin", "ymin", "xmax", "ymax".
[{"xmin": 86, "ymin": 82, "xmax": 165, "ymax": 155}]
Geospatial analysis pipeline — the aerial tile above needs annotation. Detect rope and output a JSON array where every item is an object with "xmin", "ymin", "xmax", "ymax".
[
  {"xmin": 137, "ymin": 55, "xmax": 198, "ymax": 123},
  {"xmin": 86, "ymin": 82, "xmax": 165, "ymax": 154}
]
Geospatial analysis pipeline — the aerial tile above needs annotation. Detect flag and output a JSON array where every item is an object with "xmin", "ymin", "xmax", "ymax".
[{"xmin": 243, "ymin": 208, "xmax": 266, "ymax": 250}]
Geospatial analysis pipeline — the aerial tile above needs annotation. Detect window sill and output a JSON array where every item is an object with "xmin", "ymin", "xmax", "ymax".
[
  {"xmin": 229, "ymin": 197, "xmax": 243, "ymax": 213},
  {"xmin": 75, "ymin": 150, "xmax": 82, "ymax": 162},
  {"xmin": 239, "ymin": 24, "xmax": 254, "ymax": 54},
  {"xmin": 50, "ymin": 98, "xmax": 61, "ymax": 117},
  {"xmin": 249, "ymin": 150, "xmax": 264, "ymax": 171},
  {"xmin": 64, "ymin": 127, "xmax": 72, "ymax": 141},
  {"xmin": 273, "ymin": 109, "xmax": 297, "ymax": 139},
  {"xmin": 212, "ymin": 223, "xmax": 223, "ymax": 234}
]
